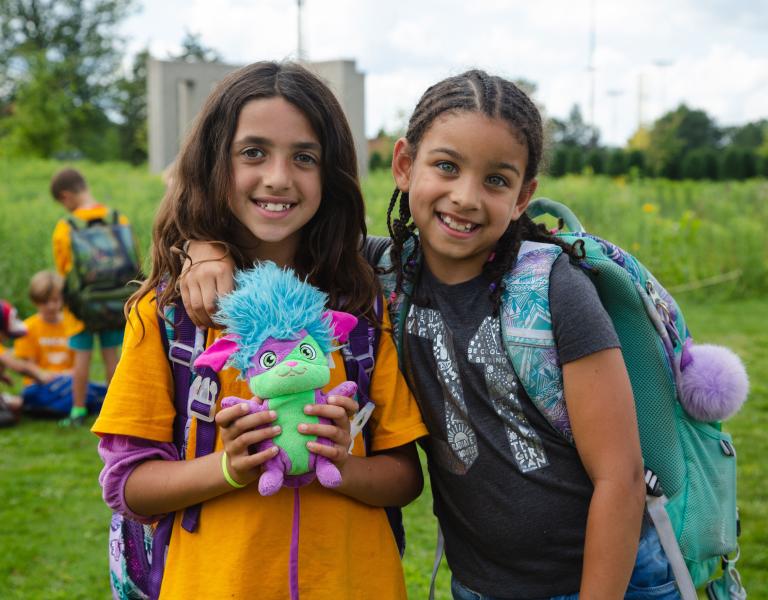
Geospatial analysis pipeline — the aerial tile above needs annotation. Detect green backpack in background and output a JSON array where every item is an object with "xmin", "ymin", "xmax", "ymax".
[
  {"xmin": 64, "ymin": 209, "xmax": 141, "ymax": 332},
  {"xmin": 378, "ymin": 198, "xmax": 748, "ymax": 600}
]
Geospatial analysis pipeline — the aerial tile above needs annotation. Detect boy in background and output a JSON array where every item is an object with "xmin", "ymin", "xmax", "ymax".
[
  {"xmin": 14, "ymin": 270, "xmax": 106, "ymax": 418},
  {"xmin": 14, "ymin": 271, "xmax": 76, "ymax": 383},
  {"xmin": 51, "ymin": 168, "xmax": 128, "ymax": 426}
]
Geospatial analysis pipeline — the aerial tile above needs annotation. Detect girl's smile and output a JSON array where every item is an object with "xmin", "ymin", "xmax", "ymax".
[{"xmin": 393, "ymin": 111, "xmax": 537, "ymax": 284}]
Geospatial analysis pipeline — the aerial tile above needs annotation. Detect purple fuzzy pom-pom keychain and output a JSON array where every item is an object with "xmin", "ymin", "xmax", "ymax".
[{"xmin": 679, "ymin": 344, "xmax": 749, "ymax": 422}]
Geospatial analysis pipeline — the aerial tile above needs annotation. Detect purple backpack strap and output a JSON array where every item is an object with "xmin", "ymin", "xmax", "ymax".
[
  {"xmin": 341, "ymin": 294, "xmax": 383, "ymax": 430},
  {"xmin": 157, "ymin": 299, "xmax": 219, "ymax": 532}
]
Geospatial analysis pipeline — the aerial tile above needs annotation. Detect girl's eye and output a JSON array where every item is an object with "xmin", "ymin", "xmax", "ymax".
[
  {"xmin": 436, "ymin": 161, "xmax": 458, "ymax": 174},
  {"xmin": 299, "ymin": 343, "xmax": 317, "ymax": 360},
  {"xmin": 486, "ymin": 175, "xmax": 509, "ymax": 187},
  {"xmin": 295, "ymin": 152, "xmax": 318, "ymax": 166},
  {"xmin": 259, "ymin": 351, "xmax": 277, "ymax": 369},
  {"xmin": 242, "ymin": 147, "xmax": 265, "ymax": 159}
]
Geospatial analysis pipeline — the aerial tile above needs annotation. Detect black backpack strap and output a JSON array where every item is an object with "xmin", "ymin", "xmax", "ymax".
[
  {"xmin": 66, "ymin": 216, "xmax": 82, "ymax": 231},
  {"xmin": 340, "ymin": 295, "xmax": 406, "ymax": 555},
  {"xmin": 156, "ymin": 291, "xmax": 219, "ymax": 533}
]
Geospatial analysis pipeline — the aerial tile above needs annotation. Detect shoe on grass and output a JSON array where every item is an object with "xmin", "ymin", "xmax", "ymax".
[{"xmin": 58, "ymin": 406, "xmax": 87, "ymax": 428}]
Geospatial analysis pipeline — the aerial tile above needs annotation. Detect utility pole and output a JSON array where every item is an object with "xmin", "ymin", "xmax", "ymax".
[
  {"xmin": 654, "ymin": 59, "xmax": 672, "ymax": 116},
  {"xmin": 636, "ymin": 72, "xmax": 645, "ymax": 130},
  {"xmin": 587, "ymin": 0, "xmax": 596, "ymax": 133},
  {"xmin": 606, "ymin": 89, "xmax": 623, "ymax": 146},
  {"xmin": 297, "ymin": 0, "xmax": 306, "ymax": 62}
]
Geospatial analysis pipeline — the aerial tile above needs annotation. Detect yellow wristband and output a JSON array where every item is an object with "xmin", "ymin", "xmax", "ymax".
[{"xmin": 221, "ymin": 452, "xmax": 246, "ymax": 489}]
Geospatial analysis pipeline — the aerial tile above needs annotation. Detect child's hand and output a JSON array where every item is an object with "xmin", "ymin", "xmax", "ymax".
[
  {"xmin": 300, "ymin": 395, "xmax": 359, "ymax": 472},
  {"xmin": 215, "ymin": 401, "xmax": 280, "ymax": 486},
  {"xmin": 39, "ymin": 369, "xmax": 58, "ymax": 384},
  {"xmin": 179, "ymin": 240, "xmax": 235, "ymax": 329}
]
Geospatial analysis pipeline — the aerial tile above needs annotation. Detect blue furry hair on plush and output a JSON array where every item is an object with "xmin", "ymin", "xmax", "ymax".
[{"xmin": 215, "ymin": 262, "xmax": 334, "ymax": 374}]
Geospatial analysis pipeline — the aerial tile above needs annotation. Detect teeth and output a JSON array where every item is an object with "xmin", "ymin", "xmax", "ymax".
[
  {"xmin": 258, "ymin": 202, "xmax": 292, "ymax": 212},
  {"xmin": 440, "ymin": 213, "xmax": 475, "ymax": 232}
]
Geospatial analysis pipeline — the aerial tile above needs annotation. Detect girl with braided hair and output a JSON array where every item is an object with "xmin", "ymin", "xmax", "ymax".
[{"xmin": 183, "ymin": 69, "xmax": 679, "ymax": 599}]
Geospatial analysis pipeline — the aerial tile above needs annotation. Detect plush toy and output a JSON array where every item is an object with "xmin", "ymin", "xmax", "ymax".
[{"xmin": 194, "ymin": 262, "xmax": 358, "ymax": 496}]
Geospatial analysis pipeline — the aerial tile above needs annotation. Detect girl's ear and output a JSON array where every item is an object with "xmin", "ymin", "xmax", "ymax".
[
  {"xmin": 511, "ymin": 179, "xmax": 538, "ymax": 220},
  {"xmin": 194, "ymin": 335, "xmax": 239, "ymax": 372},
  {"xmin": 391, "ymin": 137, "xmax": 413, "ymax": 193}
]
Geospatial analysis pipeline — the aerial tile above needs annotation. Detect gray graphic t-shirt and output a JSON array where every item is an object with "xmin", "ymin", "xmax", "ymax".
[{"xmin": 403, "ymin": 255, "xmax": 619, "ymax": 598}]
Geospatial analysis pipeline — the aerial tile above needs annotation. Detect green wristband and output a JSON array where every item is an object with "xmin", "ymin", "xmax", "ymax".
[{"xmin": 221, "ymin": 452, "xmax": 246, "ymax": 489}]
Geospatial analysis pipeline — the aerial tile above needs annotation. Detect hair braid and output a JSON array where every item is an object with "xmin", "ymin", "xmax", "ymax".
[{"xmin": 386, "ymin": 188, "xmax": 420, "ymax": 297}]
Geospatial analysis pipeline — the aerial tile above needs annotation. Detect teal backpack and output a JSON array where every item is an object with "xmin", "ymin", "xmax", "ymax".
[
  {"xmin": 377, "ymin": 198, "xmax": 746, "ymax": 600},
  {"xmin": 64, "ymin": 209, "xmax": 141, "ymax": 332}
]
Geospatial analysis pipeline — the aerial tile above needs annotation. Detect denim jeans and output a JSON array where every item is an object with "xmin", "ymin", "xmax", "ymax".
[{"xmin": 450, "ymin": 519, "xmax": 681, "ymax": 600}]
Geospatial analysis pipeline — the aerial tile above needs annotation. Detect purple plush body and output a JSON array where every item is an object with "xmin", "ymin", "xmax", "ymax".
[{"xmin": 220, "ymin": 379, "xmax": 358, "ymax": 495}]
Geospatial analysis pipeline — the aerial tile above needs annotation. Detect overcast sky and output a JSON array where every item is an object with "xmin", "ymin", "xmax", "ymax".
[{"xmin": 121, "ymin": 0, "xmax": 768, "ymax": 146}]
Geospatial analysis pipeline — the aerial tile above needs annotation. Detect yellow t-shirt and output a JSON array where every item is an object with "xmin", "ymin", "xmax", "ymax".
[
  {"xmin": 13, "ymin": 313, "xmax": 77, "ymax": 385},
  {"xmin": 51, "ymin": 204, "xmax": 132, "ymax": 336},
  {"xmin": 93, "ymin": 293, "xmax": 427, "ymax": 600}
]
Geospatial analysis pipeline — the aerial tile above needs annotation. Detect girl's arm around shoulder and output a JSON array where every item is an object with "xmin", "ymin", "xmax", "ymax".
[{"xmin": 563, "ymin": 348, "xmax": 646, "ymax": 598}]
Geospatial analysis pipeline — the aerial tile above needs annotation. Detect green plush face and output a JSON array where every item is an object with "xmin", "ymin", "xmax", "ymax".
[{"xmin": 247, "ymin": 334, "xmax": 330, "ymax": 398}]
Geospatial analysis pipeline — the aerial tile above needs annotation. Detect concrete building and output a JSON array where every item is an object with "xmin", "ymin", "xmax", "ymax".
[{"xmin": 147, "ymin": 57, "xmax": 367, "ymax": 177}]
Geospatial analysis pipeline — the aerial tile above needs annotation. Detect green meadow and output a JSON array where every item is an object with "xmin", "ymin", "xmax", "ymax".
[{"xmin": 0, "ymin": 159, "xmax": 766, "ymax": 598}]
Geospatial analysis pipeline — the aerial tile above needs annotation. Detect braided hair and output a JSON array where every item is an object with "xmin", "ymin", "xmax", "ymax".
[{"xmin": 387, "ymin": 69, "xmax": 581, "ymax": 314}]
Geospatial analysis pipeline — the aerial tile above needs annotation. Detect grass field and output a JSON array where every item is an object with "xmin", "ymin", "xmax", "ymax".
[{"xmin": 1, "ymin": 159, "xmax": 766, "ymax": 598}]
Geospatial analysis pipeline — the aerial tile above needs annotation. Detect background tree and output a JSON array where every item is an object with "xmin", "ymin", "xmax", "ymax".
[
  {"xmin": 0, "ymin": 0, "xmax": 136, "ymax": 158},
  {"xmin": 549, "ymin": 104, "xmax": 600, "ymax": 149},
  {"xmin": 646, "ymin": 104, "xmax": 721, "ymax": 178},
  {"xmin": 113, "ymin": 48, "xmax": 149, "ymax": 164},
  {"xmin": 175, "ymin": 31, "xmax": 222, "ymax": 63}
]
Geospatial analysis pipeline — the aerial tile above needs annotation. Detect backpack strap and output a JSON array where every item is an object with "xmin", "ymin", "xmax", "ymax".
[
  {"xmin": 375, "ymin": 238, "xmax": 415, "ymax": 358},
  {"xmin": 339, "ymin": 294, "xmax": 406, "ymax": 555},
  {"xmin": 157, "ymin": 293, "xmax": 220, "ymax": 533},
  {"xmin": 500, "ymin": 241, "xmax": 573, "ymax": 442},
  {"xmin": 340, "ymin": 295, "xmax": 384, "ymax": 457}
]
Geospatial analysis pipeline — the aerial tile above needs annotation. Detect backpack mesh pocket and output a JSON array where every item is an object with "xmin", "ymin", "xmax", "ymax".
[{"xmin": 673, "ymin": 413, "xmax": 738, "ymax": 563}]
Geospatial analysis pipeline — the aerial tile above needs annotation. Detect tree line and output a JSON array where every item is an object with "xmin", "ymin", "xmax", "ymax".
[{"xmin": 547, "ymin": 105, "xmax": 768, "ymax": 180}]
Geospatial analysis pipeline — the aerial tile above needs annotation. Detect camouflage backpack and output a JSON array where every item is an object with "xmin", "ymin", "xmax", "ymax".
[{"xmin": 63, "ymin": 209, "xmax": 141, "ymax": 331}]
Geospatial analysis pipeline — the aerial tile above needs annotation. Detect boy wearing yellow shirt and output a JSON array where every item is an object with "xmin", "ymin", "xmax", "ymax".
[
  {"xmin": 14, "ymin": 271, "xmax": 107, "ymax": 417},
  {"xmin": 51, "ymin": 168, "xmax": 125, "ymax": 426}
]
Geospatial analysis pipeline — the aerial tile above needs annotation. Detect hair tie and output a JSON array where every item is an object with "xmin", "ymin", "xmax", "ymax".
[
  {"xmin": 486, "ymin": 252, "xmax": 496, "ymax": 263},
  {"xmin": 488, "ymin": 282, "xmax": 497, "ymax": 293}
]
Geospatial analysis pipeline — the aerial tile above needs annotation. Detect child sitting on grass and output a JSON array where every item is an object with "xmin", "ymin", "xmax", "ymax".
[{"xmin": 13, "ymin": 271, "xmax": 106, "ymax": 418}]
